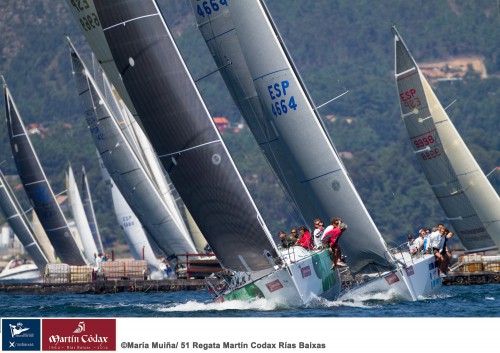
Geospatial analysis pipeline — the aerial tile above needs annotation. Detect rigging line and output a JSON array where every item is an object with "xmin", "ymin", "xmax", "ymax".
[
  {"xmin": 54, "ymin": 189, "xmax": 68, "ymax": 198},
  {"xmin": 102, "ymin": 13, "xmax": 158, "ymax": 31},
  {"xmin": 486, "ymin": 166, "xmax": 500, "ymax": 178},
  {"xmin": 194, "ymin": 60, "xmax": 232, "ymax": 83},
  {"xmin": 157, "ymin": 140, "xmax": 221, "ymax": 158},
  {"xmin": 315, "ymin": 90, "xmax": 349, "ymax": 109},
  {"xmin": 443, "ymin": 99, "xmax": 457, "ymax": 111}
]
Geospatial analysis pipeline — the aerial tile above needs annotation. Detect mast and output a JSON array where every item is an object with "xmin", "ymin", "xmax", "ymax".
[
  {"xmin": 81, "ymin": 166, "xmax": 104, "ymax": 254},
  {"xmin": 191, "ymin": 0, "xmax": 392, "ymax": 274},
  {"xmin": 92, "ymin": 0, "xmax": 279, "ymax": 273},
  {"xmin": 3, "ymin": 80, "xmax": 87, "ymax": 265},
  {"xmin": 393, "ymin": 26, "xmax": 500, "ymax": 252},
  {"xmin": 69, "ymin": 40, "xmax": 197, "ymax": 258},
  {"xmin": 0, "ymin": 168, "xmax": 49, "ymax": 270}
]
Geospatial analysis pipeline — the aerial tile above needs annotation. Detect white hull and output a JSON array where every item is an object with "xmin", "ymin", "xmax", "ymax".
[
  {"xmin": 0, "ymin": 263, "xmax": 41, "ymax": 281},
  {"xmin": 340, "ymin": 252, "xmax": 441, "ymax": 301},
  {"xmin": 212, "ymin": 247, "xmax": 341, "ymax": 306}
]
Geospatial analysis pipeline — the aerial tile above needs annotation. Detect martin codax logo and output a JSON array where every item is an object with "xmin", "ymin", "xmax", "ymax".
[
  {"xmin": 2, "ymin": 319, "xmax": 41, "ymax": 351},
  {"xmin": 42, "ymin": 319, "xmax": 116, "ymax": 351}
]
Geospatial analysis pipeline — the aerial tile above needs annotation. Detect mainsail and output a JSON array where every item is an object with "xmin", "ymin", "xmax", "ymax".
[
  {"xmin": 69, "ymin": 40, "xmax": 197, "ymax": 257},
  {"xmin": 92, "ymin": 0, "xmax": 279, "ymax": 273},
  {"xmin": 81, "ymin": 166, "xmax": 104, "ymax": 254},
  {"xmin": 66, "ymin": 165, "xmax": 99, "ymax": 262},
  {"xmin": 0, "ymin": 168, "xmax": 49, "ymax": 270},
  {"xmin": 191, "ymin": 0, "xmax": 392, "ymax": 274},
  {"xmin": 393, "ymin": 27, "xmax": 500, "ymax": 252},
  {"xmin": 3, "ymin": 80, "xmax": 87, "ymax": 265}
]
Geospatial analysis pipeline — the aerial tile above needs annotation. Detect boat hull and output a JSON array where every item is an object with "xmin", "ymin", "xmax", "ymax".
[
  {"xmin": 0, "ymin": 263, "xmax": 41, "ymax": 281},
  {"xmin": 216, "ymin": 248, "xmax": 341, "ymax": 306},
  {"xmin": 340, "ymin": 253, "xmax": 441, "ymax": 301}
]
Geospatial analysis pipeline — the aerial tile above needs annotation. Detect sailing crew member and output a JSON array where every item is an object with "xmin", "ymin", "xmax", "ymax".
[
  {"xmin": 296, "ymin": 226, "xmax": 313, "ymax": 250},
  {"xmin": 312, "ymin": 219, "xmax": 324, "ymax": 249},
  {"xmin": 322, "ymin": 218, "xmax": 347, "ymax": 267}
]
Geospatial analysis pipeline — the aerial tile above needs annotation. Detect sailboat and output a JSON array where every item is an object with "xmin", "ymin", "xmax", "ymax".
[
  {"xmin": 68, "ymin": 39, "xmax": 198, "ymax": 262},
  {"xmin": 3, "ymin": 79, "xmax": 87, "ymax": 265},
  {"xmin": 66, "ymin": 165, "xmax": 99, "ymax": 263},
  {"xmin": 393, "ymin": 26, "xmax": 500, "ymax": 252},
  {"xmin": 190, "ymin": 0, "xmax": 440, "ymax": 300},
  {"xmin": 0, "ymin": 168, "xmax": 47, "ymax": 281},
  {"xmin": 70, "ymin": 0, "xmax": 342, "ymax": 305},
  {"xmin": 81, "ymin": 166, "xmax": 104, "ymax": 254}
]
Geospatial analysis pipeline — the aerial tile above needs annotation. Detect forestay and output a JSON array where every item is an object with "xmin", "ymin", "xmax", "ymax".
[{"xmin": 393, "ymin": 27, "xmax": 500, "ymax": 252}]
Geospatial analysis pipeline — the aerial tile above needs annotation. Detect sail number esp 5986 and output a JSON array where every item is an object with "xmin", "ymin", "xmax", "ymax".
[{"xmin": 268, "ymin": 80, "xmax": 298, "ymax": 117}]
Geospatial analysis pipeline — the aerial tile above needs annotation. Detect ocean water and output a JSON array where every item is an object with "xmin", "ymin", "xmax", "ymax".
[{"xmin": 0, "ymin": 284, "xmax": 498, "ymax": 318}]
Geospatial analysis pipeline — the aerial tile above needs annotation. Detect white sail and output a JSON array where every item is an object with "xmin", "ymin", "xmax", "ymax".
[
  {"xmin": 81, "ymin": 166, "xmax": 104, "ymax": 254},
  {"xmin": 393, "ymin": 26, "xmax": 500, "ymax": 252},
  {"xmin": 97, "ymin": 155, "xmax": 159, "ymax": 269},
  {"xmin": 31, "ymin": 211, "xmax": 57, "ymax": 263},
  {"xmin": 66, "ymin": 165, "xmax": 99, "ymax": 262}
]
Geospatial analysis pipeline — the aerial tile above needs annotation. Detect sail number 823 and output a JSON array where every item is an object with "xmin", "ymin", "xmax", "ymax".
[{"xmin": 268, "ymin": 80, "xmax": 298, "ymax": 117}]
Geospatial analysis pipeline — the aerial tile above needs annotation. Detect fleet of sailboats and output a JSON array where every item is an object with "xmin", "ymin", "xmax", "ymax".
[
  {"xmin": 0, "ymin": 1, "xmax": 496, "ymax": 308},
  {"xmin": 190, "ymin": 0, "xmax": 440, "ymax": 300},
  {"xmin": 74, "ymin": 0, "xmax": 339, "ymax": 305},
  {"xmin": 68, "ymin": 39, "xmax": 198, "ymax": 263}
]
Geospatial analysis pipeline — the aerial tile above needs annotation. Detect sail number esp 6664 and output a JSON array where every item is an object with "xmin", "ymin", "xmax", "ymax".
[
  {"xmin": 268, "ymin": 80, "xmax": 298, "ymax": 117},
  {"xmin": 196, "ymin": 0, "xmax": 227, "ymax": 17}
]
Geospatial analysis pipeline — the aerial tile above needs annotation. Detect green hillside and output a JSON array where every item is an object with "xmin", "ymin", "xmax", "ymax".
[{"xmin": 0, "ymin": 0, "xmax": 498, "ymax": 252}]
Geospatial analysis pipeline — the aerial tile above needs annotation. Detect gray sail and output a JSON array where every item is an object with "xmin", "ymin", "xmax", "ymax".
[
  {"xmin": 69, "ymin": 40, "xmax": 197, "ymax": 258},
  {"xmin": 92, "ymin": 0, "xmax": 278, "ymax": 273},
  {"xmin": 191, "ymin": 0, "xmax": 392, "ymax": 274},
  {"xmin": 81, "ymin": 166, "xmax": 104, "ymax": 254},
  {"xmin": 0, "ymin": 168, "xmax": 49, "ymax": 270},
  {"xmin": 3, "ymin": 82, "xmax": 87, "ymax": 265},
  {"xmin": 393, "ymin": 27, "xmax": 500, "ymax": 252}
]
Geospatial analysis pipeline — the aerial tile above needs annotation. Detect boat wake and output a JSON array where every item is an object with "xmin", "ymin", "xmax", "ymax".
[{"xmin": 157, "ymin": 298, "xmax": 283, "ymax": 312}]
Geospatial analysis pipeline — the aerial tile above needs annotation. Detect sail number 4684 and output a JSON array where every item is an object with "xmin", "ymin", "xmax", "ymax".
[{"xmin": 268, "ymin": 80, "xmax": 298, "ymax": 117}]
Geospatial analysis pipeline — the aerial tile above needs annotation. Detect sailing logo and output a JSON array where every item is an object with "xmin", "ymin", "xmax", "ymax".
[
  {"xmin": 42, "ymin": 319, "xmax": 116, "ymax": 351},
  {"xmin": 10, "ymin": 323, "xmax": 30, "ymax": 337},
  {"xmin": 2, "ymin": 319, "xmax": 41, "ymax": 351},
  {"xmin": 73, "ymin": 321, "xmax": 85, "ymax": 333}
]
